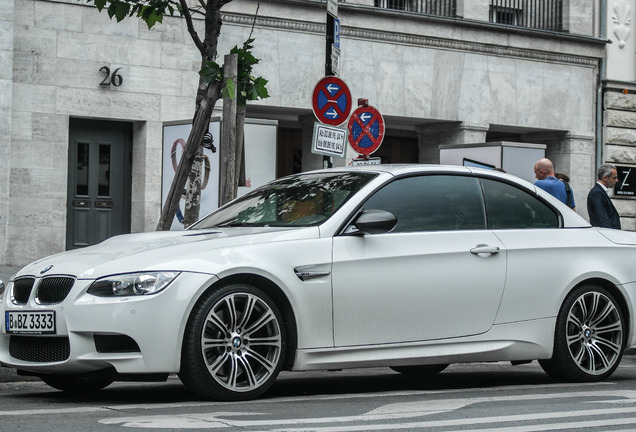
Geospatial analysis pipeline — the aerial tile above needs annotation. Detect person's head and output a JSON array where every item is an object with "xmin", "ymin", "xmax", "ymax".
[
  {"xmin": 555, "ymin": 172, "xmax": 570, "ymax": 183},
  {"xmin": 597, "ymin": 164, "xmax": 619, "ymax": 188},
  {"xmin": 534, "ymin": 158, "xmax": 555, "ymax": 180}
]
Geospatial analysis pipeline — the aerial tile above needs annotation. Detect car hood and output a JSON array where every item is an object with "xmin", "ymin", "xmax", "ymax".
[{"xmin": 17, "ymin": 227, "xmax": 320, "ymax": 280}]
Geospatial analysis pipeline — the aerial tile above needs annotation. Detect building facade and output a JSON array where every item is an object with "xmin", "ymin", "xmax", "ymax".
[{"xmin": 0, "ymin": 0, "xmax": 628, "ymax": 266}]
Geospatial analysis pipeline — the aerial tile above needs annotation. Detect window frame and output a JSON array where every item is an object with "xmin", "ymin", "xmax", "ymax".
[{"xmin": 338, "ymin": 172, "xmax": 563, "ymax": 235}]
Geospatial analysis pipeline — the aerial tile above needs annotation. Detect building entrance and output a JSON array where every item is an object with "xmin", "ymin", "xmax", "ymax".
[{"xmin": 66, "ymin": 119, "xmax": 132, "ymax": 249}]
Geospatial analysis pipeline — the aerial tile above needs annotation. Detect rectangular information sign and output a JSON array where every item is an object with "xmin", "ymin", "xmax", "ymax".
[
  {"xmin": 312, "ymin": 123, "xmax": 347, "ymax": 158},
  {"xmin": 327, "ymin": 0, "xmax": 338, "ymax": 17},
  {"xmin": 351, "ymin": 157, "xmax": 381, "ymax": 166},
  {"xmin": 615, "ymin": 165, "xmax": 636, "ymax": 197}
]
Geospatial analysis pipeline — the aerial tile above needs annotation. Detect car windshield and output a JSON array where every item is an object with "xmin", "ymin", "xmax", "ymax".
[{"xmin": 191, "ymin": 172, "xmax": 377, "ymax": 229}]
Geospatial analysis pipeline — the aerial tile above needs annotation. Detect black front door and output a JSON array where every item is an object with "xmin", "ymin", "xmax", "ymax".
[{"xmin": 66, "ymin": 119, "xmax": 132, "ymax": 249}]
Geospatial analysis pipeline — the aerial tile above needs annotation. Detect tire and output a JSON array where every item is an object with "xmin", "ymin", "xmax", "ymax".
[
  {"xmin": 390, "ymin": 364, "xmax": 449, "ymax": 376},
  {"xmin": 40, "ymin": 373, "xmax": 113, "ymax": 393},
  {"xmin": 179, "ymin": 283, "xmax": 286, "ymax": 401},
  {"xmin": 539, "ymin": 285, "xmax": 625, "ymax": 382}
]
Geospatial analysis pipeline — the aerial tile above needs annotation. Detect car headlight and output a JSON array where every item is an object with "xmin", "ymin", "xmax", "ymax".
[{"xmin": 87, "ymin": 272, "xmax": 180, "ymax": 297}]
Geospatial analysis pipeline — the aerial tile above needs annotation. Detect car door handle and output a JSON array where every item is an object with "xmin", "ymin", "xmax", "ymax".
[{"xmin": 470, "ymin": 244, "xmax": 500, "ymax": 256}]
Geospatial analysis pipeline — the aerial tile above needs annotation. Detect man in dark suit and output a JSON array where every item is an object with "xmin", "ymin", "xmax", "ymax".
[{"xmin": 587, "ymin": 164, "xmax": 621, "ymax": 229}]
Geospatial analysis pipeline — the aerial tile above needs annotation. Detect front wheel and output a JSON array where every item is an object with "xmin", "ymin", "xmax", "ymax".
[
  {"xmin": 179, "ymin": 283, "xmax": 286, "ymax": 401},
  {"xmin": 540, "ymin": 285, "xmax": 625, "ymax": 382}
]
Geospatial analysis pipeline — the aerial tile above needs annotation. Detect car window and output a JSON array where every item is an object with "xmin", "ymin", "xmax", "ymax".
[
  {"xmin": 192, "ymin": 172, "xmax": 377, "ymax": 229},
  {"xmin": 363, "ymin": 175, "xmax": 486, "ymax": 232},
  {"xmin": 480, "ymin": 178, "xmax": 559, "ymax": 229}
]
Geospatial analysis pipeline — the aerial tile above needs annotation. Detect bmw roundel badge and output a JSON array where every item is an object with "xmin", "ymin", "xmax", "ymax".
[{"xmin": 40, "ymin": 265, "xmax": 54, "ymax": 274}]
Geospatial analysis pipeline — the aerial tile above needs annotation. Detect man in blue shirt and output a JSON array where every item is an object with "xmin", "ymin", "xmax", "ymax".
[{"xmin": 533, "ymin": 158, "xmax": 567, "ymax": 204}]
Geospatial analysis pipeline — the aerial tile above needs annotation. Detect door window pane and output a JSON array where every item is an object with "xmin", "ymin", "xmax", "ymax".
[
  {"xmin": 481, "ymin": 178, "xmax": 559, "ymax": 229},
  {"xmin": 76, "ymin": 142, "xmax": 89, "ymax": 196},
  {"xmin": 98, "ymin": 144, "xmax": 111, "ymax": 197},
  {"xmin": 363, "ymin": 175, "xmax": 486, "ymax": 232}
]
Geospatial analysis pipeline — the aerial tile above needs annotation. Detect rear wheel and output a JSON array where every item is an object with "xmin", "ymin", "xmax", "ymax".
[
  {"xmin": 40, "ymin": 373, "xmax": 113, "ymax": 393},
  {"xmin": 390, "ymin": 364, "xmax": 449, "ymax": 376},
  {"xmin": 540, "ymin": 285, "xmax": 625, "ymax": 382},
  {"xmin": 179, "ymin": 283, "xmax": 286, "ymax": 401}
]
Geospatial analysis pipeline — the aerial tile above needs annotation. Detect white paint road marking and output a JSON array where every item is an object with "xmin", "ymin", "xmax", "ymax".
[
  {"xmin": 97, "ymin": 390, "xmax": 636, "ymax": 429},
  {"xmin": 0, "ymin": 381, "xmax": 596, "ymax": 417}
]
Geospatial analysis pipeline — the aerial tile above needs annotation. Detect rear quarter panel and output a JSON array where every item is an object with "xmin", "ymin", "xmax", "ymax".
[{"xmin": 493, "ymin": 228, "xmax": 636, "ymax": 325}]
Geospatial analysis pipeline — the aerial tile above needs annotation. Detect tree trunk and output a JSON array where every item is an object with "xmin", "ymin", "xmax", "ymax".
[
  {"xmin": 156, "ymin": 81, "xmax": 221, "ymax": 231},
  {"xmin": 156, "ymin": 0, "xmax": 227, "ymax": 231},
  {"xmin": 220, "ymin": 53, "xmax": 238, "ymax": 206},
  {"xmin": 182, "ymin": 146, "xmax": 204, "ymax": 228},
  {"xmin": 235, "ymin": 105, "xmax": 247, "ymax": 190}
]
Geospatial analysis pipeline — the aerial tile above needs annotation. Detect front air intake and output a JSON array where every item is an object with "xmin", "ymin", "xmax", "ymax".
[{"xmin": 9, "ymin": 336, "xmax": 71, "ymax": 362}]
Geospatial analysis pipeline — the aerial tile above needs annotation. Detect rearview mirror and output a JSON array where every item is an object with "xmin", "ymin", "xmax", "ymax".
[{"xmin": 344, "ymin": 209, "xmax": 397, "ymax": 235}]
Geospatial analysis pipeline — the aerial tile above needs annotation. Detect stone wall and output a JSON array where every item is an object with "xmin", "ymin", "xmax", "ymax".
[
  {"xmin": 0, "ymin": 0, "xmax": 14, "ymax": 265},
  {"xmin": 604, "ymin": 88, "xmax": 636, "ymax": 231},
  {"xmin": 4, "ymin": 0, "xmax": 203, "ymax": 265},
  {"xmin": 1, "ymin": 0, "xmax": 608, "ymax": 266}
]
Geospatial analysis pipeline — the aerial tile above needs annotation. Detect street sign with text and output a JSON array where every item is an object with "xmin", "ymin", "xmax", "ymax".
[
  {"xmin": 327, "ymin": 0, "xmax": 338, "ymax": 17},
  {"xmin": 312, "ymin": 123, "xmax": 347, "ymax": 158}
]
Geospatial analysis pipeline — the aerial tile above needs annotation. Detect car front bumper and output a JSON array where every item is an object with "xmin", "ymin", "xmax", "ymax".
[{"xmin": 0, "ymin": 272, "xmax": 217, "ymax": 375}]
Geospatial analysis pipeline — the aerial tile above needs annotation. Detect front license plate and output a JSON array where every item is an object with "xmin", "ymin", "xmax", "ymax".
[{"xmin": 5, "ymin": 311, "xmax": 56, "ymax": 335}]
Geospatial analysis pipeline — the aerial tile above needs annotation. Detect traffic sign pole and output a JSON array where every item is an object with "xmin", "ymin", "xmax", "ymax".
[
  {"xmin": 326, "ymin": 0, "xmax": 338, "ymax": 76},
  {"xmin": 326, "ymin": 13, "xmax": 335, "ymax": 76},
  {"xmin": 324, "ymin": 0, "xmax": 340, "ymax": 166}
]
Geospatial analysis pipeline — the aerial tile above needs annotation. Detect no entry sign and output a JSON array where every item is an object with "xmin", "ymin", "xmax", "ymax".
[
  {"xmin": 312, "ymin": 76, "xmax": 352, "ymax": 126},
  {"xmin": 347, "ymin": 104, "xmax": 385, "ymax": 155}
]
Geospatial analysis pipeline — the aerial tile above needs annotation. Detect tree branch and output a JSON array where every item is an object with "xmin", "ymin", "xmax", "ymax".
[
  {"xmin": 179, "ymin": 0, "xmax": 206, "ymax": 55},
  {"xmin": 248, "ymin": 1, "xmax": 260, "ymax": 40}
]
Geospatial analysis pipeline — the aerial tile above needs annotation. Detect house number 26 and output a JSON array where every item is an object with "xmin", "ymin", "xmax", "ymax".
[{"xmin": 99, "ymin": 66, "xmax": 123, "ymax": 87}]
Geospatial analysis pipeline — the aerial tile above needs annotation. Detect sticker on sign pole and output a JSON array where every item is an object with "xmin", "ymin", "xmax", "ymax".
[
  {"xmin": 312, "ymin": 76, "xmax": 352, "ymax": 126},
  {"xmin": 347, "ymin": 104, "xmax": 385, "ymax": 155}
]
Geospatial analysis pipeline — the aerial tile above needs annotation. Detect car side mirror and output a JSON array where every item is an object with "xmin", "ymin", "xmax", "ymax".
[{"xmin": 344, "ymin": 209, "xmax": 397, "ymax": 235}]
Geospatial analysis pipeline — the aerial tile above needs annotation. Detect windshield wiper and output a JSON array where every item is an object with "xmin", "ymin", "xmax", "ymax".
[{"xmin": 212, "ymin": 221, "xmax": 270, "ymax": 228}]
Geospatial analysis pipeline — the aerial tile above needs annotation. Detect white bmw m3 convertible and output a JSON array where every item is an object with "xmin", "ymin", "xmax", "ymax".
[{"xmin": 2, "ymin": 165, "xmax": 636, "ymax": 401}]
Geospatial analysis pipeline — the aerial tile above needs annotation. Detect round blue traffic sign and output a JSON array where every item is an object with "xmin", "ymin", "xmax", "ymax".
[
  {"xmin": 347, "ymin": 105, "xmax": 385, "ymax": 155},
  {"xmin": 312, "ymin": 76, "xmax": 352, "ymax": 126}
]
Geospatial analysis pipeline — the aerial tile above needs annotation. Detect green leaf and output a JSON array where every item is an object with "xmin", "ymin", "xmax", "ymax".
[
  {"xmin": 93, "ymin": 0, "xmax": 106, "ymax": 11},
  {"xmin": 199, "ymin": 61, "xmax": 223, "ymax": 84},
  {"xmin": 139, "ymin": 7, "xmax": 163, "ymax": 29},
  {"xmin": 254, "ymin": 77, "xmax": 270, "ymax": 99},
  {"xmin": 107, "ymin": 3, "xmax": 117, "ymax": 19},
  {"xmin": 222, "ymin": 78, "xmax": 236, "ymax": 100},
  {"xmin": 115, "ymin": 2, "xmax": 130, "ymax": 22}
]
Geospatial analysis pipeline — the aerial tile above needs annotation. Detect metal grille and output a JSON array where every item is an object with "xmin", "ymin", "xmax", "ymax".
[
  {"xmin": 9, "ymin": 336, "xmax": 71, "ymax": 363},
  {"xmin": 12, "ymin": 278, "xmax": 35, "ymax": 304},
  {"xmin": 36, "ymin": 277, "xmax": 75, "ymax": 304},
  {"xmin": 374, "ymin": 0, "xmax": 456, "ymax": 17},
  {"xmin": 490, "ymin": 0, "xmax": 563, "ymax": 31}
]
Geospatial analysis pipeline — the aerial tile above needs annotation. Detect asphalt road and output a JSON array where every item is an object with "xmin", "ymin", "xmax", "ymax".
[{"xmin": 2, "ymin": 360, "xmax": 636, "ymax": 431}]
